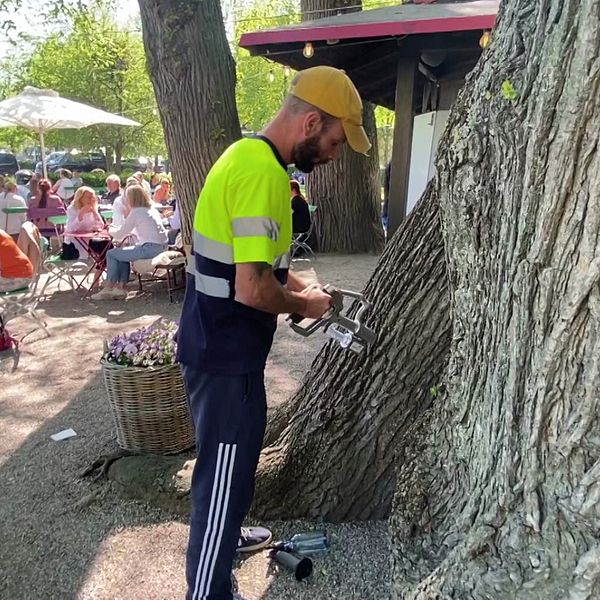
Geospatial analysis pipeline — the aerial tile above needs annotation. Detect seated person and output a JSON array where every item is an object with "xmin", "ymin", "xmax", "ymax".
[
  {"xmin": 71, "ymin": 170, "xmax": 84, "ymax": 190},
  {"xmin": 153, "ymin": 177, "xmax": 172, "ymax": 204},
  {"xmin": 133, "ymin": 171, "xmax": 152, "ymax": 195},
  {"xmin": 52, "ymin": 169, "xmax": 75, "ymax": 204},
  {"xmin": 15, "ymin": 169, "xmax": 33, "ymax": 200},
  {"xmin": 27, "ymin": 174, "xmax": 40, "ymax": 204},
  {"xmin": 101, "ymin": 174, "xmax": 122, "ymax": 205},
  {"xmin": 149, "ymin": 172, "xmax": 160, "ymax": 191},
  {"xmin": 290, "ymin": 179, "xmax": 311, "ymax": 235},
  {"xmin": 91, "ymin": 184, "xmax": 168, "ymax": 300},
  {"xmin": 164, "ymin": 200, "xmax": 180, "ymax": 246},
  {"xmin": 0, "ymin": 228, "xmax": 33, "ymax": 292},
  {"xmin": 65, "ymin": 186, "xmax": 104, "ymax": 257},
  {"xmin": 28, "ymin": 179, "xmax": 66, "ymax": 237},
  {"xmin": 0, "ymin": 180, "xmax": 27, "ymax": 240}
]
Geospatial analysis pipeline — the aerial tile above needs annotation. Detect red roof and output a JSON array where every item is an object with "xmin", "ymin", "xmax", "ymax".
[{"xmin": 240, "ymin": 1, "xmax": 498, "ymax": 49}]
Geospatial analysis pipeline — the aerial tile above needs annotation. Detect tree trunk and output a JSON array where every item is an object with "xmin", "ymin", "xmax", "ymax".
[
  {"xmin": 387, "ymin": 1, "xmax": 600, "ymax": 597},
  {"xmin": 257, "ymin": 0, "xmax": 600, "ymax": 596},
  {"xmin": 114, "ymin": 139, "xmax": 122, "ymax": 174},
  {"xmin": 253, "ymin": 182, "xmax": 451, "ymax": 521},
  {"xmin": 300, "ymin": 0, "xmax": 384, "ymax": 254},
  {"xmin": 138, "ymin": 0, "xmax": 240, "ymax": 246}
]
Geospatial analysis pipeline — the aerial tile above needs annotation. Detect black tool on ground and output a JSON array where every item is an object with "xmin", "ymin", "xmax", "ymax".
[
  {"xmin": 271, "ymin": 530, "xmax": 329, "ymax": 558},
  {"xmin": 271, "ymin": 550, "xmax": 313, "ymax": 581},
  {"xmin": 287, "ymin": 285, "xmax": 376, "ymax": 353}
]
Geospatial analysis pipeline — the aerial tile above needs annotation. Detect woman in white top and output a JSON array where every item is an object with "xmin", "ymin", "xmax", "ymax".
[
  {"xmin": 91, "ymin": 184, "xmax": 167, "ymax": 300},
  {"xmin": 65, "ymin": 186, "xmax": 104, "ymax": 235},
  {"xmin": 0, "ymin": 180, "xmax": 27, "ymax": 238},
  {"xmin": 64, "ymin": 186, "xmax": 104, "ymax": 259},
  {"xmin": 52, "ymin": 169, "xmax": 75, "ymax": 203}
]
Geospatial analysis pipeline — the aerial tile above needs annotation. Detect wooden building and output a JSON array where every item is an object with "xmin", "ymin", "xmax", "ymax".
[{"xmin": 239, "ymin": 0, "xmax": 499, "ymax": 237}]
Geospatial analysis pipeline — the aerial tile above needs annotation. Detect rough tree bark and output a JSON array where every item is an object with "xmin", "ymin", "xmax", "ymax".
[
  {"xmin": 254, "ymin": 182, "xmax": 451, "ymax": 521},
  {"xmin": 389, "ymin": 1, "xmax": 600, "ymax": 598},
  {"xmin": 256, "ymin": 0, "xmax": 600, "ymax": 597},
  {"xmin": 138, "ymin": 0, "xmax": 240, "ymax": 245},
  {"xmin": 300, "ymin": 0, "xmax": 384, "ymax": 254}
]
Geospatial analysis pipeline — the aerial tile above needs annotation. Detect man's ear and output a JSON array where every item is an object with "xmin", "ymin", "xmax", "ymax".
[{"xmin": 302, "ymin": 111, "xmax": 322, "ymax": 137}]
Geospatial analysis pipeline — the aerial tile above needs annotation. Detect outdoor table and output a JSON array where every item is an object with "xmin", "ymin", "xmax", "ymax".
[
  {"xmin": 67, "ymin": 231, "xmax": 113, "ymax": 298},
  {"xmin": 2, "ymin": 205, "xmax": 28, "ymax": 231}
]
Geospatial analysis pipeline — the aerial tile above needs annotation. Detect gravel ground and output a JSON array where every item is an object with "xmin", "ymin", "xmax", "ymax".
[{"xmin": 0, "ymin": 253, "xmax": 388, "ymax": 600}]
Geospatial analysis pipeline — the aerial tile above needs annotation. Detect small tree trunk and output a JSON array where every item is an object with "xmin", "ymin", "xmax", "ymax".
[
  {"xmin": 114, "ymin": 140, "xmax": 123, "ymax": 174},
  {"xmin": 254, "ymin": 183, "xmax": 451, "ymax": 521},
  {"xmin": 138, "ymin": 0, "xmax": 240, "ymax": 245},
  {"xmin": 301, "ymin": 0, "xmax": 384, "ymax": 254}
]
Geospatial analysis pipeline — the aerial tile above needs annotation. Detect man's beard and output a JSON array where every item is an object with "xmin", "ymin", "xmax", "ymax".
[{"xmin": 292, "ymin": 135, "xmax": 325, "ymax": 173}]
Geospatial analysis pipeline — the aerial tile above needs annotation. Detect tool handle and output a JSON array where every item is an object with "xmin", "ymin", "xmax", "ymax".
[{"xmin": 288, "ymin": 312, "xmax": 304, "ymax": 324}]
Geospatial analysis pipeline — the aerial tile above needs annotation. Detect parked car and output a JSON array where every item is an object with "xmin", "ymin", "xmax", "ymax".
[
  {"xmin": 35, "ymin": 151, "xmax": 107, "ymax": 174},
  {"xmin": 120, "ymin": 157, "xmax": 149, "ymax": 172},
  {"xmin": 35, "ymin": 151, "xmax": 66, "ymax": 175},
  {"xmin": 0, "ymin": 152, "xmax": 19, "ymax": 176}
]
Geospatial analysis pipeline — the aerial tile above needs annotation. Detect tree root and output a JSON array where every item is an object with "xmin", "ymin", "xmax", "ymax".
[{"xmin": 81, "ymin": 449, "xmax": 134, "ymax": 481}]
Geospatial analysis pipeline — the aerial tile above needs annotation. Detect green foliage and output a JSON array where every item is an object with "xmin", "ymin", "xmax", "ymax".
[
  {"xmin": 8, "ymin": 2, "xmax": 164, "ymax": 164},
  {"xmin": 375, "ymin": 104, "xmax": 394, "ymax": 167},
  {"xmin": 235, "ymin": 0, "xmax": 299, "ymax": 132},
  {"xmin": 501, "ymin": 79, "xmax": 519, "ymax": 101}
]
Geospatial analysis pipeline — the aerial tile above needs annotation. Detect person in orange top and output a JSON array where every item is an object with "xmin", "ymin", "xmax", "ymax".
[{"xmin": 0, "ymin": 229, "xmax": 33, "ymax": 292}]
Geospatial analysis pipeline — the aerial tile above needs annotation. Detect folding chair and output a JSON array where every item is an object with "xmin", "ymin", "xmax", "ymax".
[
  {"xmin": 27, "ymin": 206, "xmax": 66, "ymax": 242},
  {"xmin": 291, "ymin": 204, "xmax": 317, "ymax": 260},
  {"xmin": 41, "ymin": 212, "xmax": 90, "ymax": 294},
  {"xmin": 0, "ymin": 222, "xmax": 50, "ymax": 338}
]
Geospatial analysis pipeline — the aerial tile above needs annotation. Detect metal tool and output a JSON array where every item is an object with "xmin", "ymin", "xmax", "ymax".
[{"xmin": 287, "ymin": 285, "xmax": 376, "ymax": 353}]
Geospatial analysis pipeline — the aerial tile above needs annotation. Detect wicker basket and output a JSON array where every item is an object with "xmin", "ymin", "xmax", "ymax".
[{"xmin": 101, "ymin": 360, "xmax": 194, "ymax": 454}]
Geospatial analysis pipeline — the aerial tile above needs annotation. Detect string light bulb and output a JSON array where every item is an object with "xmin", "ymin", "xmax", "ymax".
[
  {"xmin": 479, "ymin": 30, "xmax": 491, "ymax": 49},
  {"xmin": 303, "ymin": 41, "xmax": 314, "ymax": 59},
  {"xmin": 268, "ymin": 71, "xmax": 275, "ymax": 83},
  {"xmin": 283, "ymin": 65, "xmax": 291, "ymax": 77}
]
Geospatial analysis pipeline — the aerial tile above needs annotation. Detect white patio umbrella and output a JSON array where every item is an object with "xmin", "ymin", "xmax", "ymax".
[{"xmin": 0, "ymin": 86, "xmax": 140, "ymax": 177}]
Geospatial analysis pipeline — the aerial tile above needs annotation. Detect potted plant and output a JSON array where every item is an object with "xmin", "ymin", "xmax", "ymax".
[{"xmin": 101, "ymin": 319, "xmax": 194, "ymax": 454}]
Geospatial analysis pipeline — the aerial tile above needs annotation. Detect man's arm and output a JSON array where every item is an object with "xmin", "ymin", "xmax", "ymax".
[
  {"xmin": 286, "ymin": 269, "xmax": 308, "ymax": 292},
  {"xmin": 235, "ymin": 263, "xmax": 331, "ymax": 319}
]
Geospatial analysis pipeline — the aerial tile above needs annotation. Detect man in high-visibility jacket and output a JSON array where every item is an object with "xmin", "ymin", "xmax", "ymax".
[{"xmin": 177, "ymin": 65, "xmax": 371, "ymax": 600}]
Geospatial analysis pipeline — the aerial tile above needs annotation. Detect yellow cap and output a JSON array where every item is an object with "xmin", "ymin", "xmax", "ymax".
[{"xmin": 289, "ymin": 66, "xmax": 371, "ymax": 155}]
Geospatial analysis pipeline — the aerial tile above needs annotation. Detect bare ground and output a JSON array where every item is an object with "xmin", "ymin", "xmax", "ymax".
[{"xmin": 0, "ymin": 253, "xmax": 388, "ymax": 600}]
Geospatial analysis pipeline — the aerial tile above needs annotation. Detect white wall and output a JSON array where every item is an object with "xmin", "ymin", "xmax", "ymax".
[{"xmin": 406, "ymin": 110, "xmax": 449, "ymax": 214}]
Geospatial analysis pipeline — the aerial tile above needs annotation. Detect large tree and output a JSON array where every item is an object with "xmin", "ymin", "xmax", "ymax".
[
  {"xmin": 137, "ymin": 0, "xmax": 241, "ymax": 245},
  {"xmin": 301, "ymin": 0, "xmax": 384, "ymax": 254},
  {"xmin": 254, "ymin": 1, "xmax": 600, "ymax": 598}
]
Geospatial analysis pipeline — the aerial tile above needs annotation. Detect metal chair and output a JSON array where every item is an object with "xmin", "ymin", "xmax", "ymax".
[
  {"xmin": 291, "ymin": 204, "xmax": 317, "ymax": 260},
  {"xmin": 41, "ymin": 213, "xmax": 90, "ymax": 294},
  {"xmin": 27, "ymin": 205, "xmax": 66, "ymax": 240}
]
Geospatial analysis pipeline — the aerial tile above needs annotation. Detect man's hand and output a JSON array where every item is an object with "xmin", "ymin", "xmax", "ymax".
[{"xmin": 299, "ymin": 285, "xmax": 332, "ymax": 319}]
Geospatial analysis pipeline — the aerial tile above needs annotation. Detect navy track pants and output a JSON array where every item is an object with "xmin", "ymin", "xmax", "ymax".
[{"xmin": 182, "ymin": 366, "xmax": 267, "ymax": 600}]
